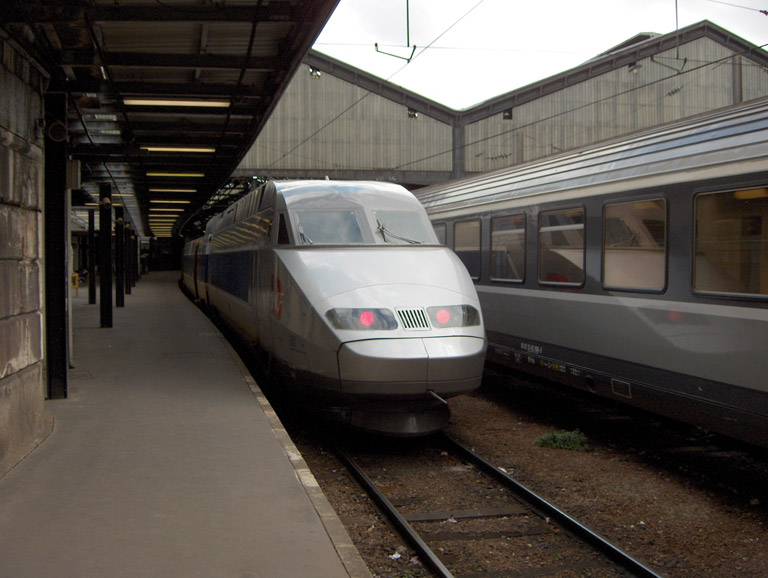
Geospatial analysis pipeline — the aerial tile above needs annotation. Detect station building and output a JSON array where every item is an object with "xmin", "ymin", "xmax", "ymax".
[
  {"xmin": 234, "ymin": 20, "xmax": 768, "ymax": 188},
  {"xmin": 2, "ymin": 16, "xmax": 767, "ymax": 474}
]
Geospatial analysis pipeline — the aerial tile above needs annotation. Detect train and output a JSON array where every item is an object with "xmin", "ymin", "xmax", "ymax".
[
  {"xmin": 181, "ymin": 180, "xmax": 486, "ymax": 435},
  {"xmin": 413, "ymin": 98, "xmax": 768, "ymax": 448}
]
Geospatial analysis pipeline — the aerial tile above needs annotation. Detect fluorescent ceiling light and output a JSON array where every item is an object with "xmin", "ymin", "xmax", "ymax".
[
  {"xmin": 150, "ymin": 208, "xmax": 184, "ymax": 212},
  {"xmin": 141, "ymin": 146, "xmax": 216, "ymax": 153},
  {"xmin": 146, "ymin": 172, "xmax": 205, "ymax": 178},
  {"xmin": 149, "ymin": 188, "xmax": 196, "ymax": 193},
  {"xmin": 150, "ymin": 199, "xmax": 191, "ymax": 204},
  {"xmin": 124, "ymin": 98, "xmax": 230, "ymax": 108}
]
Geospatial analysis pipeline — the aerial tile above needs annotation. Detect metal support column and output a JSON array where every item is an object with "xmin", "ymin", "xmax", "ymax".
[
  {"xmin": 125, "ymin": 224, "xmax": 132, "ymax": 295},
  {"xmin": 452, "ymin": 120, "xmax": 465, "ymax": 180},
  {"xmin": 130, "ymin": 233, "xmax": 138, "ymax": 287},
  {"xmin": 732, "ymin": 55, "xmax": 743, "ymax": 105},
  {"xmin": 44, "ymin": 92, "xmax": 68, "ymax": 399},
  {"xmin": 115, "ymin": 206, "xmax": 125, "ymax": 308},
  {"xmin": 88, "ymin": 209, "xmax": 97, "ymax": 304},
  {"xmin": 99, "ymin": 182, "xmax": 113, "ymax": 327}
]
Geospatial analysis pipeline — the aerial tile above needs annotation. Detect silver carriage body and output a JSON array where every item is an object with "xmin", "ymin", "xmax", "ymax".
[
  {"xmin": 413, "ymin": 99, "xmax": 768, "ymax": 447},
  {"xmin": 182, "ymin": 180, "xmax": 486, "ymax": 435},
  {"xmin": 272, "ymin": 245, "xmax": 486, "ymax": 397}
]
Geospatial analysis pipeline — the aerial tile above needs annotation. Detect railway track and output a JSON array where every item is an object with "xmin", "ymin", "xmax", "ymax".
[{"xmin": 333, "ymin": 432, "xmax": 662, "ymax": 578}]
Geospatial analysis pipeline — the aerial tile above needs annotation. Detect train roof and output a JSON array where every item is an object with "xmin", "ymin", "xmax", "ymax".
[
  {"xmin": 202, "ymin": 180, "xmax": 422, "ymax": 237},
  {"xmin": 413, "ymin": 98, "xmax": 768, "ymax": 217}
]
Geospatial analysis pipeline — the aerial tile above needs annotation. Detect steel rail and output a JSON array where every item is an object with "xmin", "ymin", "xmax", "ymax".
[
  {"xmin": 442, "ymin": 432, "xmax": 663, "ymax": 578},
  {"xmin": 332, "ymin": 444, "xmax": 455, "ymax": 578}
]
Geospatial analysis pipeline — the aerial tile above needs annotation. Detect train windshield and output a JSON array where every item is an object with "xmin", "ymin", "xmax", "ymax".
[
  {"xmin": 295, "ymin": 210, "xmax": 364, "ymax": 244},
  {"xmin": 292, "ymin": 207, "xmax": 436, "ymax": 246},
  {"xmin": 374, "ymin": 210, "xmax": 433, "ymax": 245}
]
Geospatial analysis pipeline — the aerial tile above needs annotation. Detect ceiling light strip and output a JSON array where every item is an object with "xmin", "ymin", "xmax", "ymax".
[
  {"xmin": 124, "ymin": 98, "xmax": 230, "ymax": 108},
  {"xmin": 146, "ymin": 172, "xmax": 205, "ymax": 178},
  {"xmin": 149, "ymin": 188, "xmax": 197, "ymax": 193},
  {"xmin": 141, "ymin": 146, "xmax": 216, "ymax": 153}
]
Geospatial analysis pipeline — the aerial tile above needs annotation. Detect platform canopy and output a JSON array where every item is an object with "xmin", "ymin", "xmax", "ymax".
[{"xmin": 1, "ymin": 0, "xmax": 339, "ymax": 237}]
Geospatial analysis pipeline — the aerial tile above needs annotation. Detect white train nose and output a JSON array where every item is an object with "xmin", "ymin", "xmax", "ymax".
[{"xmin": 338, "ymin": 336, "xmax": 486, "ymax": 396}]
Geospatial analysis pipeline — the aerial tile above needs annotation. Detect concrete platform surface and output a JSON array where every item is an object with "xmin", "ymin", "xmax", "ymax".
[{"xmin": 0, "ymin": 271, "xmax": 371, "ymax": 578}]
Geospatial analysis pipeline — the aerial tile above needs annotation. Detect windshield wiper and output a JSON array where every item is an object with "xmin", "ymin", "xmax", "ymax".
[
  {"xmin": 376, "ymin": 220, "xmax": 421, "ymax": 245},
  {"xmin": 298, "ymin": 226, "xmax": 313, "ymax": 245}
]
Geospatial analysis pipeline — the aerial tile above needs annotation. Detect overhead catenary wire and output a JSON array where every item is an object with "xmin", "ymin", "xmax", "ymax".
[
  {"xmin": 706, "ymin": 0, "xmax": 768, "ymax": 15},
  {"xmin": 264, "ymin": 0, "xmax": 486, "ymax": 171},
  {"xmin": 268, "ymin": 36, "xmax": 768, "ymax": 176},
  {"xmin": 263, "ymin": 2, "xmax": 768, "ymax": 184},
  {"xmin": 393, "ymin": 42, "xmax": 768, "ymax": 171}
]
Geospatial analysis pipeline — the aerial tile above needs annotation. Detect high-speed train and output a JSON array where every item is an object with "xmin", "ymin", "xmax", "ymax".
[
  {"xmin": 181, "ymin": 180, "xmax": 486, "ymax": 435},
  {"xmin": 413, "ymin": 98, "xmax": 768, "ymax": 447}
]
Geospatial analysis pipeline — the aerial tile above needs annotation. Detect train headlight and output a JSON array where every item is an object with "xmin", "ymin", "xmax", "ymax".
[
  {"xmin": 427, "ymin": 305, "xmax": 481, "ymax": 328},
  {"xmin": 326, "ymin": 308, "xmax": 398, "ymax": 330}
]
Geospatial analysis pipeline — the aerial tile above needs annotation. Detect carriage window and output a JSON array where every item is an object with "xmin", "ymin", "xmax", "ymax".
[
  {"xmin": 491, "ymin": 215, "xmax": 525, "ymax": 281},
  {"xmin": 277, "ymin": 213, "xmax": 290, "ymax": 245},
  {"xmin": 539, "ymin": 208, "xmax": 584, "ymax": 285},
  {"xmin": 295, "ymin": 210, "xmax": 363, "ymax": 244},
  {"xmin": 603, "ymin": 199, "xmax": 667, "ymax": 291},
  {"xmin": 454, "ymin": 220, "xmax": 481, "ymax": 279},
  {"xmin": 694, "ymin": 189, "xmax": 768, "ymax": 297},
  {"xmin": 433, "ymin": 223, "xmax": 447, "ymax": 245},
  {"xmin": 374, "ymin": 210, "xmax": 434, "ymax": 244}
]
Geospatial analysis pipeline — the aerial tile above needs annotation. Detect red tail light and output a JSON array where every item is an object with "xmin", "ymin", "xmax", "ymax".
[
  {"xmin": 427, "ymin": 305, "xmax": 481, "ymax": 327},
  {"xmin": 359, "ymin": 310, "xmax": 375, "ymax": 327},
  {"xmin": 326, "ymin": 308, "xmax": 398, "ymax": 330}
]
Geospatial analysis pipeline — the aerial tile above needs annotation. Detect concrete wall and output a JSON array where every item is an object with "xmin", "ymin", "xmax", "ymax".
[{"xmin": 0, "ymin": 34, "xmax": 49, "ymax": 476}]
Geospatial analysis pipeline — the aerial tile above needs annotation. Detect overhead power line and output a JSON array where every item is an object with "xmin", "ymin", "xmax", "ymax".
[
  {"xmin": 266, "ymin": 0, "xmax": 486, "ymax": 170},
  {"xmin": 706, "ymin": 0, "xmax": 768, "ymax": 15}
]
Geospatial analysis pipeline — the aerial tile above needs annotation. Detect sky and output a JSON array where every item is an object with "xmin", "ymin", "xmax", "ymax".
[{"xmin": 312, "ymin": 0, "xmax": 768, "ymax": 109}]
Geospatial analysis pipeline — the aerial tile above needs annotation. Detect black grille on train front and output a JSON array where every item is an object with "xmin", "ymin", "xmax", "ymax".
[{"xmin": 396, "ymin": 308, "xmax": 430, "ymax": 330}]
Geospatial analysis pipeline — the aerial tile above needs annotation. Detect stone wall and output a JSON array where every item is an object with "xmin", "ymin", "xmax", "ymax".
[{"xmin": 0, "ymin": 34, "xmax": 50, "ymax": 476}]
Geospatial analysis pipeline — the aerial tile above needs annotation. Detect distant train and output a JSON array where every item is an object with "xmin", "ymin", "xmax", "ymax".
[
  {"xmin": 413, "ymin": 98, "xmax": 768, "ymax": 447},
  {"xmin": 181, "ymin": 180, "xmax": 486, "ymax": 435}
]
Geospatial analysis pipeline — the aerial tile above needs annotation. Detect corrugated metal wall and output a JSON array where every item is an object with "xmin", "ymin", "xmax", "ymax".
[
  {"xmin": 238, "ymin": 34, "xmax": 767, "ymax": 179},
  {"xmin": 465, "ymin": 38, "xmax": 763, "ymax": 173},
  {"xmin": 238, "ymin": 68, "xmax": 452, "ymax": 174}
]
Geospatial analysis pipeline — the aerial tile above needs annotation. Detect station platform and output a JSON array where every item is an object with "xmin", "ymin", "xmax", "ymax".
[{"xmin": 0, "ymin": 271, "xmax": 371, "ymax": 578}]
